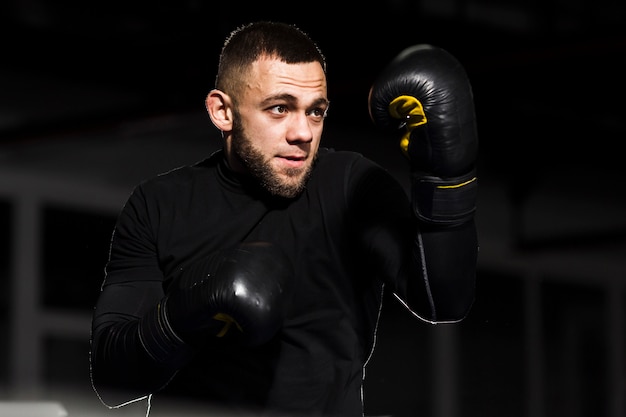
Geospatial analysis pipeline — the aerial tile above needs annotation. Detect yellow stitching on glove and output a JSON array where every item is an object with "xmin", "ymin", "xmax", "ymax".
[
  {"xmin": 213, "ymin": 313, "xmax": 243, "ymax": 337},
  {"xmin": 437, "ymin": 176, "xmax": 477, "ymax": 189},
  {"xmin": 388, "ymin": 95, "xmax": 427, "ymax": 156}
]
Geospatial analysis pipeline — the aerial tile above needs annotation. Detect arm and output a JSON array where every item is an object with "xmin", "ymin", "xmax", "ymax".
[
  {"xmin": 90, "ymin": 279, "xmax": 190, "ymax": 407},
  {"xmin": 90, "ymin": 188, "xmax": 293, "ymax": 407},
  {"xmin": 368, "ymin": 44, "xmax": 479, "ymax": 323},
  {"xmin": 90, "ymin": 187, "xmax": 190, "ymax": 407}
]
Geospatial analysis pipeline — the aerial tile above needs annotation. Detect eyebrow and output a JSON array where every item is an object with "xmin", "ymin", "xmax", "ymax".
[
  {"xmin": 310, "ymin": 97, "xmax": 330, "ymax": 108},
  {"xmin": 260, "ymin": 94, "xmax": 329, "ymax": 109}
]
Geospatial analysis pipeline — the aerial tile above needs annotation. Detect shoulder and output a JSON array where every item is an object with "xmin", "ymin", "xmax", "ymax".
[
  {"xmin": 314, "ymin": 147, "xmax": 385, "ymax": 176},
  {"xmin": 315, "ymin": 147, "xmax": 371, "ymax": 169},
  {"xmin": 314, "ymin": 146, "xmax": 406, "ymax": 195},
  {"xmin": 126, "ymin": 151, "xmax": 220, "ymax": 206},
  {"xmin": 316, "ymin": 146, "xmax": 361, "ymax": 161},
  {"xmin": 139, "ymin": 151, "xmax": 219, "ymax": 190}
]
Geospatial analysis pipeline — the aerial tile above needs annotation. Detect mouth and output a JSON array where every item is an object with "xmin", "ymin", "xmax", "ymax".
[{"xmin": 277, "ymin": 154, "xmax": 307, "ymax": 169}]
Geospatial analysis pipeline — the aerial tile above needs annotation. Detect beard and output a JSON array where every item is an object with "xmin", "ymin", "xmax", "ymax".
[{"xmin": 231, "ymin": 118, "xmax": 315, "ymax": 199}]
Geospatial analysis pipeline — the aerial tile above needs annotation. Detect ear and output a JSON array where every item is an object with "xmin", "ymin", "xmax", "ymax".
[{"xmin": 205, "ymin": 89, "xmax": 233, "ymax": 132}]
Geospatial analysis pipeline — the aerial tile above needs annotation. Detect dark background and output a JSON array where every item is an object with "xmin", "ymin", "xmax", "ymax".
[{"xmin": 1, "ymin": 1, "xmax": 626, "ymax": 416}]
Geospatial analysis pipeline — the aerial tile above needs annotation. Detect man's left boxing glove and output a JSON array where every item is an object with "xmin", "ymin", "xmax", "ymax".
[
  {"xmin": 368, "ymin": 44, "xmax": 478, "ymax": 227},
  {"xmin": 139, "ymin": 241, "xmax": 293, "ymax": 363}
]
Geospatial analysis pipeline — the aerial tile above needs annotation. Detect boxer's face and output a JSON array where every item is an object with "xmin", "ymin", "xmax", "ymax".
[{"xmin": 228, "ymin": 56, "xmax": 329, "ymax": 198}]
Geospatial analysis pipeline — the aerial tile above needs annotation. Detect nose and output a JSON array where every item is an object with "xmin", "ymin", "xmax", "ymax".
[{"xmin": 286, "ymin": 112, "xmax": 313, "ymax": 143}]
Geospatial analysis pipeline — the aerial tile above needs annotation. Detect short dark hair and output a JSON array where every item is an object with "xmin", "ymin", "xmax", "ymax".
[{"xmin": 215, "ymin": 21, "xmax": 326, "ymax": 100}]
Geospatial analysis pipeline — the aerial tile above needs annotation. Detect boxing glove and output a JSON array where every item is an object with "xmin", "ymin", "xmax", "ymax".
[
  {"xmin": 368, "ymin": 44, "xmax": 478, "ymax": 226},
  {"xmin": 139, "ymin": 241, "xmax": 293, "ymax": 363}
]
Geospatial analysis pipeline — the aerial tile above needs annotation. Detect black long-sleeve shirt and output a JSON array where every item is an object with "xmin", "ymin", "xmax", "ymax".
[{"xmin": 90, "ymin": 147, "xmax": 477, "ymax": 416}]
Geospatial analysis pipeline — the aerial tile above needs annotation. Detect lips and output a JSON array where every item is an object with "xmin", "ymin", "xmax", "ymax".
[
  {"xmin": 277, "ymin": 154, "xmax": 307, "ymax": 168},
  {"xmin": 283, "ymin": 154, "xmax": 306, "ymax": 161}
]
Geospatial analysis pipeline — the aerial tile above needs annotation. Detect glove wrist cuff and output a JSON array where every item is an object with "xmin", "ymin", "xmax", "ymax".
[
  {"xmin": 412, "ymin": 169, "xmax": 477, "ymax": 226},
  {"xmin": 138, "ymin": 298, "xmax": 193, "ymax": 367}
]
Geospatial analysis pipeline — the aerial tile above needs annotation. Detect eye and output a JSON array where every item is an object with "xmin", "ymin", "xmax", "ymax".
[
  {"xmin": 307, "ymin": 107, "xmax": 328, "ymax": 120},
  {"xmin": 269, "ymin": 105, "xmax": 288, "ymax": 115}
]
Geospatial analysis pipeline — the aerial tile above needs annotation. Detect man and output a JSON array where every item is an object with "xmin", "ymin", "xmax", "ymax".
[{"xmin": 90, "ymin": 21, "xmax": 478, "ymax": 417}]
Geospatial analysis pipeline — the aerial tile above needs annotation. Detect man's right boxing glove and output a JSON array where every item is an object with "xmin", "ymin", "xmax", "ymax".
[
  {"xmin": 139, "ymin": 241, "xmax": 293, "ymax": 364},
  {"xmin": 368, "ymin": 44, "xmax": 478, "ymax": 226}
]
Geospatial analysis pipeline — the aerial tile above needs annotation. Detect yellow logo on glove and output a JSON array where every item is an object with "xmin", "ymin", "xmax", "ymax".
[
  {"xmin": 213, "ymin": 312, "xmax": 243, "ymax": 337},
  {"xmin": 388, "ymin": 95, "xmax": 427, "ymax": 158}
]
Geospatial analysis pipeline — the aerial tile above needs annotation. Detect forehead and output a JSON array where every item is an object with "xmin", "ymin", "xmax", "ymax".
[{"xmin": 244, "ymin": 57, "xmax": 327, "ymax": 101}]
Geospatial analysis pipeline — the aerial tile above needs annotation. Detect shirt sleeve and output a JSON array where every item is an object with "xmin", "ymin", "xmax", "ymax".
[
  {"xmin": 346, "ymin": 155, "xmax": 477, "ymax": 323},
  {"xmin": 90, "ymin": 185, "xmax": 185, "ymax": 407}
]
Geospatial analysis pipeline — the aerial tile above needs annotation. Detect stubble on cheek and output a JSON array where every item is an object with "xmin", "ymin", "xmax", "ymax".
[{"xmin": 232, "ymin": 132, "xmax": 312, "ymax": 198}]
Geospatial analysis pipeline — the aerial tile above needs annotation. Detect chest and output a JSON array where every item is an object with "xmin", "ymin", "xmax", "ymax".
[{"xmin": 158, "ymin": 172, "xmax": 353, "ymax": 277}]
